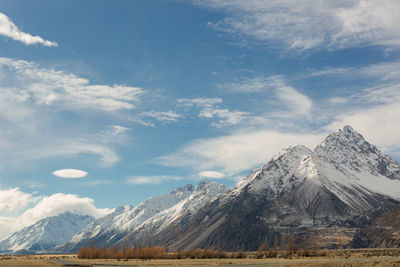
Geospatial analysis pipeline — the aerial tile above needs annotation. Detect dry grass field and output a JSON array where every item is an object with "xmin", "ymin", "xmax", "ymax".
[{"xmin": 2, "ymin": 249, "xmax": 400, "ymax": 266}]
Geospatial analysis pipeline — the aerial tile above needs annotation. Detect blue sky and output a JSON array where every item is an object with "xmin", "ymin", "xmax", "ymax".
[{"xmin": 1, "ymin": 0, "xmax": 400, "ymax": 239}]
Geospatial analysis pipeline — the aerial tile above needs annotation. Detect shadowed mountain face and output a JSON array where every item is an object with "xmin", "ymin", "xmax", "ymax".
[
  {"xmin": 55, "ymin": 184, "xmax": 196, "ymax": 253},
  {"xmin": 143, "ymin": 126, "xmax": 400, "ymax": 250},
  {"xmin": 56, "ymin": 181, "xmax": 227, "ymax": 253},
  {"xmin": 352, "ymin": 203, "xmax": 400, "ymax": 248}
]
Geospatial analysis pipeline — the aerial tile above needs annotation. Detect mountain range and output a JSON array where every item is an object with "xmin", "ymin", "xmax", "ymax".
[
  {"xmin": 0, "ymin": 212, "xmax": 94, "ymax": 254},
  {"xmin": 1, "ymin": 126, "xmax": 400, "ymax": 253}
]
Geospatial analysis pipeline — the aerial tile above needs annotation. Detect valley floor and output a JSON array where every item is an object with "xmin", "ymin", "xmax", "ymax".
[{"xmin": 2, "ymin": 250, "xmax": 400, "ymax": 267}]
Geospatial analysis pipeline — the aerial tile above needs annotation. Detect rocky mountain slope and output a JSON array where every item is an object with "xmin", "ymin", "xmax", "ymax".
[
  {"xmin": 0, "ymin": 212, "xmax": 94, "ymax": 254},
  {"xmin": 146, "ymin": 126, "xmax": 400, "ymax": 250},
  {"xmin": 352, "ymin": 203, "xmax": 400, "ymax": 248},
  {"xmin": 56, "ymin": 184, "xmax": 196, "ymax": 252},
  {"xmin": 118, "ymin": 180, "xmax": 228, "ymax": 246}
]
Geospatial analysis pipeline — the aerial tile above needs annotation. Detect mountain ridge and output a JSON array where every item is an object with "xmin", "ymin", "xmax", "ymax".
[
  {"xmin": 0, "ymin": 212, "xmax": 94, "ymax": 254},
  {"xmin": 143, "ymin": 126, "xmax": 400, "ymax": 250}
]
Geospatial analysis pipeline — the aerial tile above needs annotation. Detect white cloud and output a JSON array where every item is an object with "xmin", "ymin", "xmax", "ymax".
[
  {"xmin": 178, "ymin": 97, "xmax": 249, "ymax": 127},
  {"xmin": 198, "ymin": 171, "xmax": 225, "ymax": 179},
  {"xmin": 219, "ymin": 77, "xmax": 268, "ymax": 93},
  {"xmin": 0, "ymin": 192, "xmax": 113, "ymax": 240},
  {"xmin": 195, "ymin": 0, "xmax": 400, "ymax": 50},
  {"xmin": 100, "ymin": 125, "xmax": 130, "ymax": 137},
  {"xmin": 334, "ymin": 0, "xmax": 400, "ymax": 48},
  {"xmin": 0, "ymin": 12, "xmax": 57, "ymax": 47},
  {"xmin": 22, "ymin": 140, "xmax": 120, "ymax": 167},
  {"xmin": 0, "ymin": 57, "xmax": 144, "ymax": 111},
  {"xmin": 0, "ymin": 57, "xmax": 143, "ymax": 167},
  {"xmin": 218, "ymin": 75, "xmax": 312, "ymax": 120},
  {"xmin": 131, "ymin": 110, "xmax": 182, "ymax": 127},
  {"xmin": 178, "ymin": 97, "xmax": 222, "ymax": 108},
  {"xmin": 157, "ymin": 129, "xmax": 324, "ymax": 177},
  {"xmin": 52, "ymin": 169, "xmax": 88, "ymax": 179},
  {"xmin": 200, "ymin": 108, "xmax": 249, "ymax": 127},
  {"xmin": 126, "ymin": 175, "xmax": 183, "ymax": 185},
  {"xmin": 304, "ymin": 67, "xmax": 353, "ymax": 78},
  {"xmin": 0, "ymin": 187, "xmax": 34, "ymax": 212},
  {"xmin": 140, "ymin": 110, "xmax": 182, "ymax": 123},
  {"xmin": 306, "ymin": 61, "xmax": 400, "ymax": 81},
  {"xmin": 19, "ymin": 193, "xmax": 112, "ymax": 224},
  {"xmin": 266, "ymin": 76, "xmax": 313, "ymax": 118}
]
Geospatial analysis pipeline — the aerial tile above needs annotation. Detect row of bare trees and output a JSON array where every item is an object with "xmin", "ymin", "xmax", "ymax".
[
  {"xmin": 77, "ymin": 234, "xmax": 324, "ymax": 260},
  {"xmin": 78, "ymin": 245, "xmax": 165, "ymax": 259},
  {"xmin": 77, "ymin": 245, "xmax": 247, "ymax": 260}
]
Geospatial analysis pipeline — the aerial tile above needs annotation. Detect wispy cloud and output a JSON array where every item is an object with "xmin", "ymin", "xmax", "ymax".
[
  {"xmin": 130, "ymin": 110, "xmax": 182, "ymax": 127},
  {"xmin": 219, "ymin": 75, "xmax": 312, "ymax": 119},
  {"xmin": 266, "ymin": 75, "xmax": 312, "ymax": 118},
  {"xmin": 126, "ymin": 175, "xmax": 183, "ymax": 185},
  {"xmin": 178, "ymin": 97, "xmax": 249, "ymax": 127},
  {"xmin": 218, "ymin": 76, "xmax": 269, "ymax": 93},
  {"xmin": 140, "ymin": 110, "xmax": 182, "ymax": 122},
  {"xmin": 0, "ymin": 12, "xmax": 57, "ymax": 47},
  {"xmin": 0, "ymin": 57, "xmax": 145, "ymax": 167},
  {"xmin": 198, "ymin": 171, "xmax": 225, "ymax": 179},
  {"xmin": 0, "ymin": 57, "xmax": 144, "ymax": 111},
  {"xmin": 195, "ymin": 0, "xmax": 400, "ymax": 50},
  {"xmin": 157, "ymin": 130, "xmax": 324, "ymax": 177}
]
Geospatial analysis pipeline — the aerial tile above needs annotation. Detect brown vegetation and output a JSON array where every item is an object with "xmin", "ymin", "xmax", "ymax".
[
  {"xmin": 77, "ymin": 242, "xmax": 400, "ymax": 262},
  {"xmin": 77, "ymin": 245, "xmax": 244, "ymax": 260},
  {"xmin": 78, "ymin": 245, "xmax": 165, "ymax": 259}
]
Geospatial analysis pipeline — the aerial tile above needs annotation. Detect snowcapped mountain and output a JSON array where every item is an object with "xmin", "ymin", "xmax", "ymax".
[
  {"xmin": 148, "ymin": 126, "xmax": 400, "ymax": 250},
  {"xmin": 0, "ymin": 212, "xmax": 94, "ymax": 254},
  {"xmin": 18, "ymin": 125, "xmax": 399, "ymax": 253},
  {"xmin": 56, "ymin": 184, "xmax": 196, "ymax": 252},
  {"xmin": 118, "ymin": 180, "xmax": 228, "ymax": 246}
]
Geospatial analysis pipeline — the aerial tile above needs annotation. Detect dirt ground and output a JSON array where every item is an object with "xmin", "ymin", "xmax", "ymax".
[{"xmin": 2, "ymin": 253, "xmax": 400, "ymax": 266}]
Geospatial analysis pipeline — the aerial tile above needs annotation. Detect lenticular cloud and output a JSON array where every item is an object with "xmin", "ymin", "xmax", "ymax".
[{"xmin": 52, "ymin": 169, "xmax": 88, "ymax": 179}]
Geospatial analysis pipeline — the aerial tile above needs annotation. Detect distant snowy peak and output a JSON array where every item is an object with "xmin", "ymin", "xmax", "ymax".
[
  {"xmin": 0, "ymin": 212, "xmax": 94, "ymax": 253},
  {"xmin": 60, "ymin": 183, "xmax": 195, "ymax": 251},
  {"xmin": 111, "ymin": 183, "xmax": 195, "ymax": 232},
  {"xmin": 119, "ymin": 180, "xmax": 228, "ymax": 244},
  {"xmin": 195, "ymin": 179, "xmax": 227, "ymax": 196},
  {"xmin": 315, "ymin": 125, "xmax": 400, "ymax": 179}
]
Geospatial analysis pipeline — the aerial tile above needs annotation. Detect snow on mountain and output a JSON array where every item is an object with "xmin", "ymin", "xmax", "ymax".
[
  {"xmin": 148, "ymin": 126, "xmax": 400, "ymax": 250},
  {"xmin": 56, "ymin": 184, "xmax": 195, "ymax": 252},
  {"xmin": 315, "ymin": 125, "xmax": 400, "ymax": 179},
  {"xmin": 245, "ymin": 126, "xmax": 400, "ymax": 214},
  {"xmin": 0, "ymin": 212, "xmax": 94, "ymax": 254},
  {"xmin": 120, "ymin": 180, "xmax": 228, "ymax": 245}
]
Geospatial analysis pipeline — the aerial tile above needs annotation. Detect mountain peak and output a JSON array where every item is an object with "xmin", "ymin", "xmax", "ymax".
[
  {"xmin": 0, "ymin": 212, "xmax": 94, "ymax": 253},
  {"xmin": 195, "ymin": 179, "xmax": 228, "ymax": 195},
  {"xmin": 318, "ymin": 125, "xmax": 365, "ymax": 148},
  {"xmin": 270, "ymin": 144, "xmax": 312, "ymax": 162},
  {"xmin": 195, "ymin": 179, "xmax": 213, "ymax": 191},
  {"xmin": 315, "ymin": 125, "xmax": 400, "ymax": 179},
  {"xmin": 172, "ymin": 184, "xmax": 195, "ymax": 194}
]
